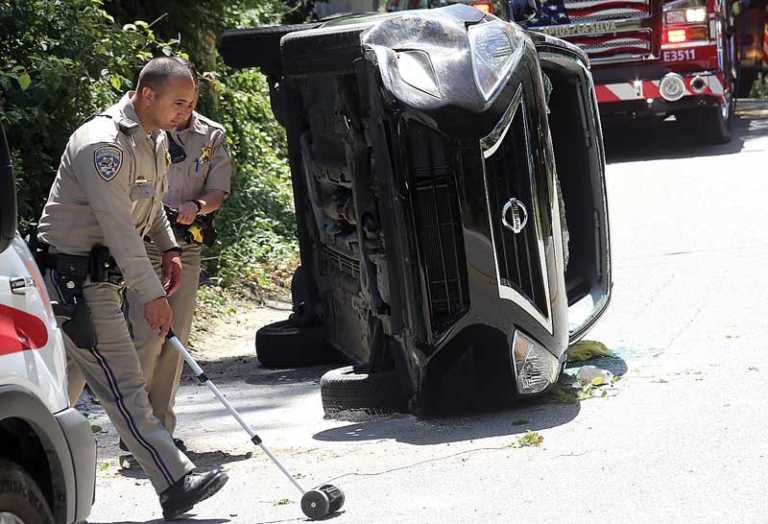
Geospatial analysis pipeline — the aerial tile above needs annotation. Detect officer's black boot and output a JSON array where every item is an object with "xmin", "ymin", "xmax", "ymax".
[{"xmin": 160, "ymin": 468, "xmax": 229, "ymax": 520}]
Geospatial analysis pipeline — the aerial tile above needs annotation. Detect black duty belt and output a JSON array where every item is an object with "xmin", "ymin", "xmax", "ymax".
[{"xmin": 43, "ymin": 249, "xmax": 124, "ymax": 285}]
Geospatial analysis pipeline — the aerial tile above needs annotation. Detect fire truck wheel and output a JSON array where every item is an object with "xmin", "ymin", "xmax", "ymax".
[
  {"xmin": 736, "ymin": 70, "xmax": 757, "ymax": 98},
  {"xmin": 699, "ymin": 102, "xmax": 732, "ymax": 145},
  {"xmin": 0, "ymin": 458, "xmax": 55, "ymax": 524}
]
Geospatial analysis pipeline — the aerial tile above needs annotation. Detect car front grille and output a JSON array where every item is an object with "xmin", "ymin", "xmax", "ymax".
[
  {"xmin": 482, "ymin": 98, "xmax": 548, "ymax": 318},
  {"xmin": 406, "ymin": 123, "xmax": 469, "ymax": 334}
]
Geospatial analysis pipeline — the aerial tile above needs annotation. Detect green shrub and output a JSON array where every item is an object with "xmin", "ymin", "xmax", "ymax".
[
  {"xmin": 0, "ymin": 0, "xmax": 180, "ymax": 230},
  {"xmin": 1, "ymin": 0, "xmax": 299, "ymax": 292}
]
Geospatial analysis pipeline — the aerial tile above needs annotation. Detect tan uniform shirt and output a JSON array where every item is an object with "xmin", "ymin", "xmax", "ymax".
[
  {"xmin": 163, "ymin": 111, "xmax": 231, "ymax": 209},
  {"xmin": 38, "ymin": 93, "xmax": 177, "ymax": 304}
]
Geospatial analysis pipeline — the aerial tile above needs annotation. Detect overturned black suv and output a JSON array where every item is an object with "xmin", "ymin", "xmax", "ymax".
[{"xmin": 220, "ymin": 3, "xmax": 611, "ymax": 415}]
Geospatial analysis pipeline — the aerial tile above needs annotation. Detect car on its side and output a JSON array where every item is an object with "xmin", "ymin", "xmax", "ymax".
[
  {"xmin": 221, "ymin": 3, "xmax": 612, "ymax": 415},
  {"xmin": 0, "ymin": 121, "xmax": 97, "ymax": 523}
]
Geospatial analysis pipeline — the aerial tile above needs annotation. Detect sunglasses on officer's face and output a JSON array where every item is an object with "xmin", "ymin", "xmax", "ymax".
[{"xmin": 167, "ymin": 133, "xmax": 187, "ymax": 164}]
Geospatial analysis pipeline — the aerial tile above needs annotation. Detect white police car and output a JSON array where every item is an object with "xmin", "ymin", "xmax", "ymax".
[{"xmin": 0, "ymin": 122, "xmax": 96, "ymax": 523}]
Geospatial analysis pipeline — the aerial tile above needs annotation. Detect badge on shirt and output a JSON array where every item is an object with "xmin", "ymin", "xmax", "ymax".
[
  {"xmin": 93, "ymin": 145, "xmax": 123, "ymax": 182},
  {"xmin": 199, "ymin": 145, "xmax": 212, "ymax": 163}
]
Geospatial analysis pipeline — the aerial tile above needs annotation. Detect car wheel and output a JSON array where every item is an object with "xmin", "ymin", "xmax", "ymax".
[
  {"xmin": 320, "ymin": 365, "xmax": 407, "ymax": 414},
  {"xmin": 281, "ymin": 26, "xmax": 369, "ymax": 78},
  {"xmin": 255, "ymin": 320, "xmax": 344, "ymax": 368},
  {"xmin": 219, "ymin": 23, "xmax": 320, "ymax": 76},
  {"xmin": 0, "ymin": 458, "xmax": 54, "ymax": 524}
]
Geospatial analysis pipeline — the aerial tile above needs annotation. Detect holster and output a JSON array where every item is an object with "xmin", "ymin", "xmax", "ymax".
[
  {"xmin": 49, "ymin": 256, "xmax": 97, "ymax": 349},
  {"xmin": 164, "ymin": 205, "xmax": 218, "ymax": 247},
  {"xmin": 47, "ymin": 245, "xmax": 121, "ymax": 349}
]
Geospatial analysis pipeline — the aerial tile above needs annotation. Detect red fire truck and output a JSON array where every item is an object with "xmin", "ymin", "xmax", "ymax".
[
  {"xmin": 382, "ymin": 0, "xmax": 768, "ymax": 143},
  {"xmin": 527, "ymin": 0, "xmax": 755, "ymax": 143}
]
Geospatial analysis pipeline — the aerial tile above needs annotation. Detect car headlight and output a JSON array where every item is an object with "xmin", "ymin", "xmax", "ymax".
[
  {"xmin": 397, "ymin": 50, "xmax": 441, "ymax": 98},
  {"xmin": 511, "ymin": 330, "xmax": 560, "ymax": 394},
  {"xmin": 468, "ymin": 20, "xmax": 524, "ymax": 100}
]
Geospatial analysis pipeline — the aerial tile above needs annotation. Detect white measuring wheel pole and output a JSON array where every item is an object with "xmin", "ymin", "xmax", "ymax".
[{"xmin": 166, "ymin": 333, "xmax": 306, "ymax": 496}]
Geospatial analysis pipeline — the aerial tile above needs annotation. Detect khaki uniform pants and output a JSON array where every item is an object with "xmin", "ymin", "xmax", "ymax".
[
  {"xmin": 46, "ymin": 273, "xmax": 194, "ymax": 493},
  {"xmin": 127, "ymin": 240, "xmax": 202, "ymax": 435}
]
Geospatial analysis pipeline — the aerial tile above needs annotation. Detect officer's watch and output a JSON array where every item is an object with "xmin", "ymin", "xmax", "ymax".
[{"xmin": 191, "ymin": 199, "xmax": 203, "ymax": 214}]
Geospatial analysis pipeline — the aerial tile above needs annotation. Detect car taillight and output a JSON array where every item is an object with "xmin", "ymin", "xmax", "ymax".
[
  {"xmin": 662, "ymin": 25, "xmax": 708, "ymax": 44},
  {"xmin": 472, "ymin": 0, "xmax": 493, "ymax": 14}
]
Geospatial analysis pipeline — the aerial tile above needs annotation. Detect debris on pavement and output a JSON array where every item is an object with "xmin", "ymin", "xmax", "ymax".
[
  {"xmin": 567, "ymin": 340, "xmax": 614, "ymax": 362},
  {"xmin": 515, "ymin": 431, "xmax": 544, "ymax": 448},
  {"xmin": 576, "ymin": 365, "xmax": 614, "ymax": 387}
]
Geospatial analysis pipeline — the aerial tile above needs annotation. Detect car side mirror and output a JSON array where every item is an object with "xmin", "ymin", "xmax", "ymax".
[
  {"xmin": 507, "ymin": 0, "xmax": 540, "ymax": 22},
  {"xmin": 0, "ymin": 124, "xmax": 17, "ymax": 254}
]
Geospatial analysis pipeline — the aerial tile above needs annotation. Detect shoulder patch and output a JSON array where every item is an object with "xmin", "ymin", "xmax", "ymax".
[{"xmin": 93, "ymin": 145, "xmax": 123, "ymax": 181}]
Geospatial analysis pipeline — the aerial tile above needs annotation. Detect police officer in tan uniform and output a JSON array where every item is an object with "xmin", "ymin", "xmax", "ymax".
[
  {"xmin": 37, "ymin": 57, "xmax": 228, "ymax": 520},
  {"xmin": 127, "ymin": 63, "xmax": 231, "ymax": 449}
]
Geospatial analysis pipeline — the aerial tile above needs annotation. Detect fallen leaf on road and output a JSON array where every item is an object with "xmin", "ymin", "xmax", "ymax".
[{"xmin": 516, "ymin": 430, "xmax": 544, "ymax": 448}]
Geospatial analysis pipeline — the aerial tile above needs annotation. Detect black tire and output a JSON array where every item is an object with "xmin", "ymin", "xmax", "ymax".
[
  {"xmin": 679, "ymin": 96, "xmax": 733, "ymax": 145},
  {"xmin": 219, "ymin": 24, "xmax": 320, "ymax": 76},
  {"xmin": 699, "ymin": 100, "xmax": 732, "ymax": 145},
  {"xmin": 291, "ymin": 266, "xmax": 309, "ymax": 308},
  {"xmin": 256, "ymin": 320, "xmax": 344, "ymax": 368},
  {"xmin": 320, "ymin": 365, "xmax": 407, "ymax": 414},
  {"xmin": 0, "ymin": 458, "xmax": 55, "ymax": 524},
  {"xmin": 736, "ymin": 69, "xmax": 757, "ymax": 98},
  {"xmin": 281, "ymin": 26, "xmax": 369, "ymax": 78}
]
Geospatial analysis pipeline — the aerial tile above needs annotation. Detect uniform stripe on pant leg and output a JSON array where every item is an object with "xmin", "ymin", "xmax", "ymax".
[{"xmin": 90, "ymin": 345, "xmax": 175, "ymax": 485}]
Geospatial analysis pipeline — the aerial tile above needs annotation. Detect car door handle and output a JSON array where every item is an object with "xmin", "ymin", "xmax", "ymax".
[{"xmin": 10, "ymin": 277, "xmax": 35, "ymax": 295}]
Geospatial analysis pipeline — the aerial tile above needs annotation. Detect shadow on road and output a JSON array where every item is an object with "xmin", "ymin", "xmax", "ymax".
[
  {"xmin": 179, "ymin": 355, "xmax": 337, "ymax": 389},
  {"xmin": 604, "ymin": 116, "xmax": 747, "ymax": 164},
  {"xmin": 313, "ymin": 398, "xmax": 580, "ymax": 446},
  {"xmin": 116, "ymin": 450, "xmax": 252, "ymax": 480},
  {"xmin": 605, "ymin": 100, "xmax": 768, "ymax": 164},
  {"xmin": 88, "ymin": 517, "xmax": 232, "ymax": 524},
  {"xmin": 312, "ymin": 351, "xmax": 626, "ymax": 446},
  {"xmin": 244, "ymin": 364, "xmax": 339, "ymax": 387}
]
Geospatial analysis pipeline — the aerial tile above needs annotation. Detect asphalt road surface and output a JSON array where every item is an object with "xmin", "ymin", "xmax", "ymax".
[{"xmin": 86, "ymin": 102, "xmax": 768, "ymax": 524}]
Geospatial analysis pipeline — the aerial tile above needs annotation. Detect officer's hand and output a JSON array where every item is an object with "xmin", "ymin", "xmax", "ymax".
[
  {"xmin": 176, "ymin": 202, "xmax": 198, "ymax": 226},
  {"xmin": 162, "ymin": 251, "xmax": 183, "ymax": 296},
  {"xmin": 144, "ymin": 297, "xmax": 173, "ymax": 337}
]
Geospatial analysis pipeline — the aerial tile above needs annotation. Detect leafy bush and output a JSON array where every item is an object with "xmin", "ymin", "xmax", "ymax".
[
  {"xmin": 0, "ymin": 0, "xmax": 180, "ymax": 229},
  {"xmin": 1, "ymin": 0, "xmax": 299, "ymax": 291},
  {"xmin": 204, "ymin": 70, "xmax": 298, "ymax": 286}
]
